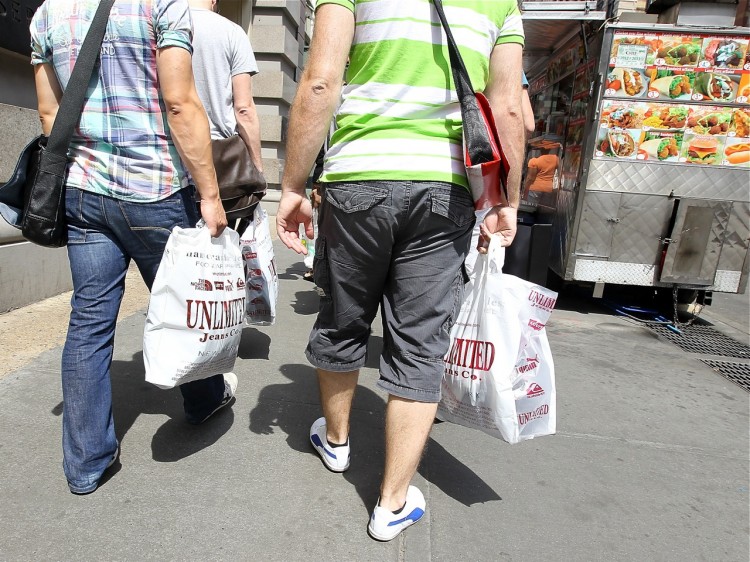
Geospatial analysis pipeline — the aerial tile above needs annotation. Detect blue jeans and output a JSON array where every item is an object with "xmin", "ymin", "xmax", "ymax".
[{"xmin": 62, "ymin": 187, "xmax": 225, "ymax": 493}]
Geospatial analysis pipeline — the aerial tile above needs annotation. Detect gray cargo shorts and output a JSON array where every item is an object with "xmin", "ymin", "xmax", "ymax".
[{"xmin": 306, "ymin": 180, "xmax": 475, "ymax": 403}]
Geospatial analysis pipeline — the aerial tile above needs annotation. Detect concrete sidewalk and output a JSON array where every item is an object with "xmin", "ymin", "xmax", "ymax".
[{"xmin": 0, "ymin": 230, "xmax": 748, "ymax": 561}]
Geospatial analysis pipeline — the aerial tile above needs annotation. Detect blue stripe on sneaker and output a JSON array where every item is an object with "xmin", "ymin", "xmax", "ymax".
[
  {"xmin": 387, "ymin": 507, "xmax": 425, "ymax": 527},
  {"xmin": 310, "ymin": 434, "xmax": 337, "ymax": 459}
]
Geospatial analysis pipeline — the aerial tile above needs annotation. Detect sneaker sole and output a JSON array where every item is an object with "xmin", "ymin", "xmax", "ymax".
[{"xmin": 367, "ymin": 510, "xmax": 424, "ymax": 542}]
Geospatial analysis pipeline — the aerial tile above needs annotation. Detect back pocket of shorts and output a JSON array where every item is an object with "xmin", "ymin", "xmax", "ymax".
[
  {"xmin": 429, "ymin": 184, "xmax": 474, "ymax": 227},
  {"xmin": 325, "ymin": 185, "xmax": 389, "ymax": 213}
]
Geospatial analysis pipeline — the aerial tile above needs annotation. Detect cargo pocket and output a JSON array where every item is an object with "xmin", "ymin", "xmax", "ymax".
[
  {"xmin": 429, "ymin": 183, "xmax": 475, "ymax": 228},
  {"xmin": 313, "ymin": 236, "xmax": 331, "ymax": 299},
  {"xmin": 442, "ymin": 266, "xmax": 466, "ymax": 336},
  {"xmin": 324, "ymin": 184, "xmax": 389, "ymax": 213}
]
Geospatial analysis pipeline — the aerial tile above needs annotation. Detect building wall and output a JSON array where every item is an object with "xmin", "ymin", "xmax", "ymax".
[{"xmin": 0, "ymin": 0, "xmax": 311, "ymax": 310}]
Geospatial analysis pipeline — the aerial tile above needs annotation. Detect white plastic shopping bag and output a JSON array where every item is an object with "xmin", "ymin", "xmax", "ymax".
[
  {"xmin": 240, "ymin": 208, "xmax": 279, "ymax": 325},
  {"xmin": 143, "ymin": 225, "xmax": 245, "ymax": 389},
  {"xmin": 437, "ymin": 237, "xmax": 557, "ymax": 443}
]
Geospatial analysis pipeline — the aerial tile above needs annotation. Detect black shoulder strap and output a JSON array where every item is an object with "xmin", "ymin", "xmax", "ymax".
[
  {"xmin": 46, "ymin": 0, "xmax": 117, "ymax": 155},
  {"xmin": 432, "ymin": 0, "xmax": 474, "ymax": 103},
  {"xmin": 431, "ymin": 0, "xmax": 495, "ymax": 165}
]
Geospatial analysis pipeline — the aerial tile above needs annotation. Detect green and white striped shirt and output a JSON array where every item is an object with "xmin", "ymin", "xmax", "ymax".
[{"xmin": 317, "ymin": 0, "xmax": 524, "ymax": 187}]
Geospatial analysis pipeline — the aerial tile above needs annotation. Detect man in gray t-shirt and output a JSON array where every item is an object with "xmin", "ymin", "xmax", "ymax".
[{"xmin": 189, "ymin": 0, "xmax": 263, "ymax": 173}]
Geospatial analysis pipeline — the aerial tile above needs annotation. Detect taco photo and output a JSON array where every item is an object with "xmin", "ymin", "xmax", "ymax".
[
  {"xmin": 597, "ymin": 127, "xmax": 638, "ymax": 159},
  {"xmin": 686, "ymin": 107, "xmax": 732, "ymax": 135},
  {"xmin": 646, "ymin": 69, "xmax": 693, "ymax": 99},
  {"xmin": 693, "ymin": 72, "xmax": 738, "ymax": 102},
  {"xmin": 723, "ymin": 139, "xmax": 750, "ymax": 166},
  {"xmin": 638, "ymin": 132, "xmax": 682, "ymax": 162},
  {"xmin": 642, "ymin": 104, "xmax": 688, "ymax": 129},
  {"xmin": 655, "ymin": 37, "xmax": 702, "ymax": 66},
  {"xmin": 701, "ymin": 38, "xmax": 749, "ymax": 69}
]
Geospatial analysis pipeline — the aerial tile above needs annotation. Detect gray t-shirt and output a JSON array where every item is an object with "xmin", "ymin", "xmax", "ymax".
[{"xmin": 190, "ymin": 8, "xmax": 259, "ymax": 139}]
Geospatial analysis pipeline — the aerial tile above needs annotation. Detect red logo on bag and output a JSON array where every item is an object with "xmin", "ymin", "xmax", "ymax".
[
  {"xmin": 249, "ymin": 297, "xmax": 264, "ymax": 305},
  {"xmin": 444, "ymin": 338, "xmax": 495, "ymax": 371},
  {"xmin": 517, "ymin": 354, "xmax": 539, "ymax": 374},
  {"xmin": 243, "ymin": 252, "xmax": 258, "ymax": 260},
  {"xmin": 526, "ymin": 383, "xmax": 544, "ymax": 398},
  {"xmin": 190, "ymin": 279, "xmax": 213, "ymax": 291},
  {"xmin": 528, "ymin": 319, "xmax": 545, "ymax": 331},
  {"xmin": 236, "ymin": 278, "xmax": 246, "ymax": 290},
  {"xmin": 248, "ymin": 268, "xmax": 262, "ymax": 278},
  {"xmin": 528, "ymin": 290, "xmax": 557, "ymax": 312},
  {"xmin": 247, "ymin": 282, "xmax": 262, "ymax": 291},
  {"xmin": 517, "ymin": 404, "xmax": 549, "ymax": 426}
]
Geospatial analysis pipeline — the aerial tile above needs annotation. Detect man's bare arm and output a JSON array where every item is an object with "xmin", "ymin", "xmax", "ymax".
[
  {"xmin": 276, "ymin": 3, "xmax": 353, "ymax": 253},
  {"xmin": 477, "ymin": 42, "xmax": 525, "ymax": 250},
  {"xmin": 34, "ymin": 64, "xmax": 63, "ymax": 135},
  {"xmin": 232, "ymin": 73, "xmax": 263, "ymax": 172},
  {"xmin": 484, "ymin": 42, "xmax": 525, "ymax": 208},
  {"xmin": 281, "ymin": 4, "xmax": 353, "ymax": 195},
  {"xmin": 156, "ymin": 46, "xmax": 226, "ymax": 236}
]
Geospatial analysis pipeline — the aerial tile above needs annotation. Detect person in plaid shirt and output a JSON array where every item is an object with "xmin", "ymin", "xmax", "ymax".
[{"xmin": 30, "ymin": 0, "xmax": 235, "ymax": 495}]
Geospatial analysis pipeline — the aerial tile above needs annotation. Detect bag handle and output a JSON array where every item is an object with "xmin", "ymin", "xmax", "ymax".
[
  {"xmin": 431, "ymin": 0, "xmax": 495, "ymax": 166},
  {"xmin": 45, "ymin": 0, "xmax": 117, "ymax": 156}
]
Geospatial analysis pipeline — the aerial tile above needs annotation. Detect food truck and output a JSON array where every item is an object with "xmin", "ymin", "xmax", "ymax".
[{"xmin": 521, "ymin": 17, "xmax": 750, "ymax": 303}]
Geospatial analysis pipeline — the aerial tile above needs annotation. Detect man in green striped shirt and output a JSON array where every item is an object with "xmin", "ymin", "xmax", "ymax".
[{"xmin": 277, "ymin": 0, "xmax": 525, "ymax": 540}]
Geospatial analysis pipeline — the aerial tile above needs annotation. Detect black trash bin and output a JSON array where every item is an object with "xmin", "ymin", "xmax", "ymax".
[{"xmin": 502, "ymin": 212, "xmax": 552, "ymax": 286}]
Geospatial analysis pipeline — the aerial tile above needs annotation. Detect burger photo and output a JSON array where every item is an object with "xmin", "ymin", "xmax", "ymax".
[{"xmin": 686, "ymin": 137, "xmax": 719, "ymax": 165}]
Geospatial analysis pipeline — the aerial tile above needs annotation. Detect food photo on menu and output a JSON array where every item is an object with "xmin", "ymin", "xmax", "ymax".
[
  {"xmin": 646, "ymin": 68, "xmax": 694, "ymax": 100},
  {"xmin": 601, "ymin": 100, "xmax": 645, "ymax": 129},
  {"xmin": 700, "ymin": 37, "xmax": 749, "ymax": 70},
  {"xmin": 685, "ymin": 106, "xmax": 732, "ymax": 135},
  {"xmin": 654, "ymin": 36, "xmax": 702, "ymax": 66},
  {"xmin": 596, "ymin": 127, "xmax": 639, "ymax": 159},
  {"xmin": 737, "ymin": 74, "xmax": 750, "ymax": 103},
  {"xmin": 730, "ymin": 107, "xmax": 750, "ymax": 137},
  {"xmin": 693, "ymin": 72, "xmax": 739, "ymax": 102},
  {"xmin": 724, "ymin": 139, "xmax": 750, "ymax": 166},
  {"xmin": 642, "ymin": 104, "xmax": 688, "ymax": 129},
  {"xmin": 606, "ymin": 67, "xmax": 647, "ymax": 97},
  {"xmin": 680, "ymin": 134, "xmax": 725, "ymax": 165},
  {"xmin": 638, "ymin": 131, "xmax": 682, "ymax": 162}
]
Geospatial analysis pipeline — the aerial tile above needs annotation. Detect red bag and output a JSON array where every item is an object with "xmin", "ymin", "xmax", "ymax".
[
  {"xmin": 433, "ymin": 0, "xmax": 511, "ymax": 210},
  {"xmin": 463, "ymin": 92, "xmax": 511, "ymax": 210}
]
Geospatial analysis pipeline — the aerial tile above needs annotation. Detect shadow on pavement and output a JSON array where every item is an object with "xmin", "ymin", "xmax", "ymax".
[
  {"xmin": 249, "ymin": 342, "xmax": 501, "ymax": 511},
  {"xmin": 100, "ymin": 351, "xmax": 234, "ymax": 463},
  {"xmin": 238, "ymin": 327, "xmax": 271, "ymax": 360},
  {"xmin": 278, "ymin": 262, "xmax": 307, "ymax": 281},
  {"xmin": 291, "ymin": 290, "xmax": 320, "ymax": 316}
]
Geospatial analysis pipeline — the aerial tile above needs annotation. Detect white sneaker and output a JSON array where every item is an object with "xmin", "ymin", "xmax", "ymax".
[
  {"xmin": 368, "ymin": 486, "xmax": 426, "ymax": 542},
  {"xmin": 309, "ymin": 416, "xmax": 350, "ymax": 472}
]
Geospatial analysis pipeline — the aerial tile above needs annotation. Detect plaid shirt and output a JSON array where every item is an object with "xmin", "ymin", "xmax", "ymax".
[{"xmin": 30, "ymin": 0, "xmax": 193, "ymax": 202}]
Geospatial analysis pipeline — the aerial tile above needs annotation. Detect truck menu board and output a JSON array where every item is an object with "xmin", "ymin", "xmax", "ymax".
[{"xmin": 594, "ymin": 30, "xmax": 750, "ymax": 168}]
